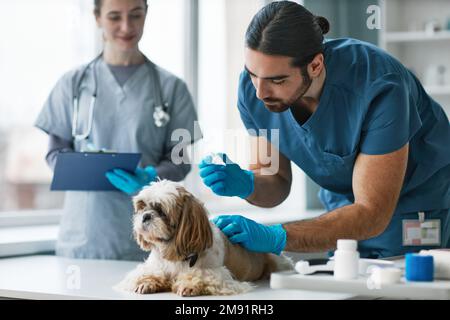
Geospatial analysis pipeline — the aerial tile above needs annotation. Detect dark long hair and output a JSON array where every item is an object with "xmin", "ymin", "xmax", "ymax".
[
  {"xmin": 94, "ymin": 0, "xmax": 149, "ymax": 16},
  {"xmin": 245, "ymin": 1, "xmax": 330, "ymax": 68}
]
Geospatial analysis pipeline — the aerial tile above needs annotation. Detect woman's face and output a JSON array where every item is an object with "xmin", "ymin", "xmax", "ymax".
[{"xmin": 96, "ymin": 0, "xmax": 147, "ymax": 52}]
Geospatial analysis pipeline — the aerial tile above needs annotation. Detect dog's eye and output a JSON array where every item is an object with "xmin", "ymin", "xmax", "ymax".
[{"xmin": 152, "ymin": 204, "xmax": 166, "ymax": 217}]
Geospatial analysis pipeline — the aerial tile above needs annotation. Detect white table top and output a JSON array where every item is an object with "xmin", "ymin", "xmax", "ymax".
[{"xmin": 0, "ymin": 255, "xmax": 354, "ymax": 300}]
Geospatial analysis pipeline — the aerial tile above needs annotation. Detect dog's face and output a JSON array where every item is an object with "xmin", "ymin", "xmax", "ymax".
[{"xmin": 132, "ymin": 180, "xmax": 213, "ymax": 261}]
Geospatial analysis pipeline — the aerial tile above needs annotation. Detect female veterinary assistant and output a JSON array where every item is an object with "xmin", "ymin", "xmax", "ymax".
[
  {"xmin": 35, "ymin": 0, "xmax": 201, "ymax": 260},
  {"xmin": 199, "ymin": 1, "xmax": 450, "ymax": 258}
]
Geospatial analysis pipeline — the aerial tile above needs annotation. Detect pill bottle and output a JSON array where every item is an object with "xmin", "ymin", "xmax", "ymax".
[{"xmin": 333, "ymin": 239, "xmax": 360, "ymax": 280}]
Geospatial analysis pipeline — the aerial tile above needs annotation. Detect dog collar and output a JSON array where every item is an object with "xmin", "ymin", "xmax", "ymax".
[{"xmin": 185, "ymin": 253, "xmax": 198, "ymax": 268}]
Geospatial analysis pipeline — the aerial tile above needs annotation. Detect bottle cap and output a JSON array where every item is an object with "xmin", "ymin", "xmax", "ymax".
[
  {"xmin": 405, "ymin": 253, "xmax": 434, "ymax": 282},
  {"xmin": 337, "ymin": 239, "xmax": 357, "ymax": 251}
]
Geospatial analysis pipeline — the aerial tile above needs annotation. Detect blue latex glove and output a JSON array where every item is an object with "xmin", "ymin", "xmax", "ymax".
[
  {"xmin": 105, "ymin": 166, "xmax": 157, "ymax": 195},
  {"xmin": 198, "ymin": 153, "xmax": 254, "ymax": 199},
  {"xmin": 212, "ymin": 215, "xmax": 287, "ymax": 255}
]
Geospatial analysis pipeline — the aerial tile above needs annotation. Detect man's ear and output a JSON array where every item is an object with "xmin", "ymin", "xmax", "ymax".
[{"xmin": 308, "ymin": 53, "xmax": 324, "ymax": 78}]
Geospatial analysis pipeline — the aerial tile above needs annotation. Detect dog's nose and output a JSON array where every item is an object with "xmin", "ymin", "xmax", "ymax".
[{"xmin": 142, "ymin": 213, "xmax": 152, "ymax": 224}]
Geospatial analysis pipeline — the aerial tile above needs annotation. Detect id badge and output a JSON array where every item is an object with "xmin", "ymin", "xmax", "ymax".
[{"xmin": 402, "ymin": 212, "xmax": 441, "ymax": 246}]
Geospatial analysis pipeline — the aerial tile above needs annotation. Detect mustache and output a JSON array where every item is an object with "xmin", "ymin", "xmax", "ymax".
[{"xmin": 263, "ymin": 98, "xmax": 281, "ymax": 104}]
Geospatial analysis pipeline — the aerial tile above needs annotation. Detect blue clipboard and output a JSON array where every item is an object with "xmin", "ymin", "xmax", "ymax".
[{"xmin": 51, "ymin": 152, "xmax": 142, "ymax": 191}]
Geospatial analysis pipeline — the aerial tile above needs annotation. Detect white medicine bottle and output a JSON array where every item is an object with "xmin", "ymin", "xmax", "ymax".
[{"xmin": 333, "ymin": 239, "xmax": 360, "ymax": 280}]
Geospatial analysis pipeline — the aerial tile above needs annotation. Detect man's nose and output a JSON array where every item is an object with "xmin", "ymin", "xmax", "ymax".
[
  {"xmin": 255, "ymin": 80, "xmax": 270, "ymax": 100},
  {"xmin": 142, "ymin": 213, "xmax": 152, "ymax": 224}
]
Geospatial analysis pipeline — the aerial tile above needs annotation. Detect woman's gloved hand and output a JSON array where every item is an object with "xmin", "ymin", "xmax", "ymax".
[
  {"xmin": 212, "ymin": 215, "xmax": 287, "ymax": 255},
  {"xmin": 198, "ymin": 153, "xmax": 254, "ymax": 199},
  {"xmin": 106, "ymin": 166, "xmax": 157, "ymax": 196}
]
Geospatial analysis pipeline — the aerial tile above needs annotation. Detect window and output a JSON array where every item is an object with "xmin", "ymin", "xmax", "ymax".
[
  {"xmin": 0, "ymin": 0, "xmax": 97, "ymax": 212},
  {"xmin": 140, "ymin": 0, "xmax": 186, "ymax": 80}
]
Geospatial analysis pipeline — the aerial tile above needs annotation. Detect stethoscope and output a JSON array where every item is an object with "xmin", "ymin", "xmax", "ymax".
[{"xmin": 72, "ymin": 53, "xmax": 170, "ymax": 142}]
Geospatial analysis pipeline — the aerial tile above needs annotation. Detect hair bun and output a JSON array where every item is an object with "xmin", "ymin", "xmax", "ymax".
[{"xmin": 315, "ymin": 16, "xmax": 330, "ymax": 35}]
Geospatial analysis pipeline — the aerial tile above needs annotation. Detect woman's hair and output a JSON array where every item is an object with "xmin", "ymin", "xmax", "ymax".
[
  {"xmin": 245, "ymin": 1, "xmax": 330, "ymax": 68},
  {"xmin": 94, "ymin": 0, "xmax": 149, "ymax": 16}
]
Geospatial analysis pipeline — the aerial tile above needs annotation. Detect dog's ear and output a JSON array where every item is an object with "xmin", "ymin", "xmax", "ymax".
[
  {"xmin": 133, "ymin": 198, "xmax": 146, "ymax": 213},
  {"xmin": 166, "ymin": 192, "xmax": 213, "ymax": 261},
  {"xmin": 134, "ymin": 231, "xmax": 153, "ymax": 252}
]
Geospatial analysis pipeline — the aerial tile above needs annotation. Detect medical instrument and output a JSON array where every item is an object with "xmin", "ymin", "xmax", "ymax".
[
  {"xmin": 359, "ymin": 259, "xmax": 395, "ymax": 274},
  {"xmin": 208, "ymin": 153, "xmax": 226, "ymax": 166},
  {"xmin": 295, "ymin": 258, "xmax": 395, "ymax": 276},
  {"xmin": 72, "ymin": 54, "xmax": 170, "ymax": 142},
  {"xmin": 333, "ymin": 239, "xmax": 359, "ymax": 280},
  {"xmin": 405, "ymin": 253, "xmax": 434, "ymax": 282},
  {"xmin": 367, "ymin": 267, "xmax": 402, "ymax": 288},
  {"xmin": 295, "ymin": 260, "xmax": 334, "ymax": 275},
  {"xmin": 153, "ymin": 102, "xmax": 170, "ymax": 128},
  {"xmin": 420, "ymin": 249, "xmax": 450, "ymax": 280}
]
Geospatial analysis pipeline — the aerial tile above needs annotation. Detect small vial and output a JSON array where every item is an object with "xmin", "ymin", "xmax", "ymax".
[
  {"xmin": 209, "ymin": 153, "xmax": 226, "ymax": 166},
  {"xmin": 333, "ymin": 239, "xmax": 360, "ymax": 280}
]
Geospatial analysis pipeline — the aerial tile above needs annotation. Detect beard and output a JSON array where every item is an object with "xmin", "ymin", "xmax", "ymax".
[{"xmin": 263, "ymin": 72, "xmax": 313, "ymax": 113}]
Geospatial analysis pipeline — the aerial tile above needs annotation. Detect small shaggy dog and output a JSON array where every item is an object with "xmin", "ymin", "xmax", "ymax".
[{"xmin": 115, "ymin": 180, "xmax": 293, "ymax": 296}]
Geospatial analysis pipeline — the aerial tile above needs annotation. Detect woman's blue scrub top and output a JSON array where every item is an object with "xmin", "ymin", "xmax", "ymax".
[{"xmin": 237, "ymin": 38, "xmax": 450, "ymax": 258}]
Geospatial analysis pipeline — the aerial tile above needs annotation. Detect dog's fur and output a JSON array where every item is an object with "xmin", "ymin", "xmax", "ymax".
[{"xmin": 115, "ymin": 180, "xmax": 293, "ymax": 296}]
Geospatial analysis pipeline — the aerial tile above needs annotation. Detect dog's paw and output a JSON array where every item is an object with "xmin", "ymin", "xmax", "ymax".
[
  {"xmin": 133, "ymin": 275, "xmax": 170, "ymax": 294},
  {"xmin": 175, "ymin": 285, "xmax": 204, "ymax": 297},
  {"xmin": 134, "ymin": 282, "xmax": 158, "ymax": 294}
]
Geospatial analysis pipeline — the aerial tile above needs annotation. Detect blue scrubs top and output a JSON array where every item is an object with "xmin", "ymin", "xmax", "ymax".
[{"xmin": 237, "ymin": 38, "xmax": 450, "ymax": 258}]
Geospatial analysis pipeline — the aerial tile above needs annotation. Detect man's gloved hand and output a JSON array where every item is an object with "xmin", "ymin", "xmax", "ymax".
[
  {"xmin": 105, "ymin": 166, "xmax": 157, "ymax": 196},
  {"xmin": 198, "ymin": 153, "xmax": 254, "ymax": 199},
  {"xmin": 212, "ymin": 215, "xmax": 287, "ymax": 255}
]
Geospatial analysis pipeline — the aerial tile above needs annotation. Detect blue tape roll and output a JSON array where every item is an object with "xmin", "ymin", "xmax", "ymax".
[{"xmin": 405, "ymin": 253, "xmax": 434, "ymax": 282}]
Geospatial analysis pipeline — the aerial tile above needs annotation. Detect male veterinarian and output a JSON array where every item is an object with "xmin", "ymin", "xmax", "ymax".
[{"xmin": 199, "ymin": 1, "xmax": 450, "ymax": 258}]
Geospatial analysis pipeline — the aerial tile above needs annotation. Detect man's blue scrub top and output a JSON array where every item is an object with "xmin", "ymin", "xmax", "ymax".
[{"xmin": 237, "ymin": 38, "xmax": 450, "ymax": 258}]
